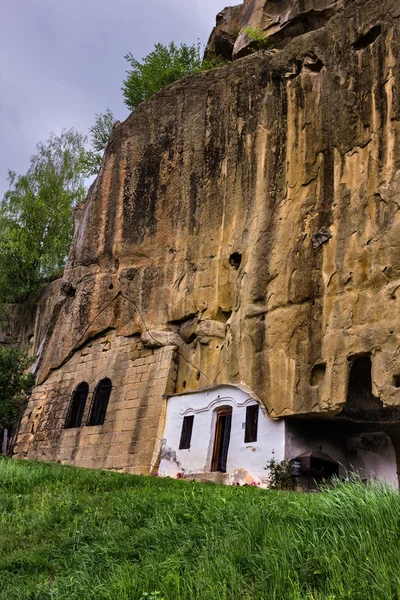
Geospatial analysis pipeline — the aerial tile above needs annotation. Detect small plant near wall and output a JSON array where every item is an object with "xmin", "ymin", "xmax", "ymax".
[
  {"xmin": 140, "ymin": 592, "xmax": 165, "ymax": 600},
  {"xmin": 265, "ymin": 451, "xmax": 295, "ymax": 490},
  {"xmin": 243, "ymin": 25, "xmax": 271, "ymax": 51}
]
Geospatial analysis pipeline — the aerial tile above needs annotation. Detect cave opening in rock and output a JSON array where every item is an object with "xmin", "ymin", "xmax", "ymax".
[
  {"xmin": 341, "ymin": 355, "xmax": 385, "ymax": 420},
  {"xmin": 310, "ymin": 363, "xmax": 326, "ymax": 387},
  {"xmin": 229, "ymin": 252, "xmax": 242, "ymax": 269},
  {"xmin": 348, "ymin": 356, "xmax": 373, "ymax": 401},
  {"xmin": 353, "ymin": 25, "xmax": 382, "ymax": 50}
]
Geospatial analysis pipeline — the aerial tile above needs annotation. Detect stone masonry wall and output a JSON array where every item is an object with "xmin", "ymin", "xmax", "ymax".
[{"xmin": 13, "ymin": 332, "xmax": 177, "ymax": 474}]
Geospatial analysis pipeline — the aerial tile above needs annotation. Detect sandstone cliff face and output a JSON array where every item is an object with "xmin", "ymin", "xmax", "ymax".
[
  {"xmin": 206, "ymin": 0, "xmax": 347, "ymax": 60},
  {"xmin": 22, "ymin": 0, "xmax": 400, "ymax": 425},
  {"xmin": 0, "ymin": 280, "xmax": 63, "ymax": 359}
]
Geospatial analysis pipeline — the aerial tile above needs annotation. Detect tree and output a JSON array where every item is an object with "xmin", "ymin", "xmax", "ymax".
[
  {"xmin": 0, "ymin": 347, "xmax": 34, "ymax": 435},
  {"xmin": 81, "ymin": 109, "xmax": 115, "ymax": 177},
  {"xmin": 122, "ymin": 42, "xmax": 203, "ymax": 111},
  {"xmin": 0, "ymin": 129, "xmax": 87, "ymax": 304}
]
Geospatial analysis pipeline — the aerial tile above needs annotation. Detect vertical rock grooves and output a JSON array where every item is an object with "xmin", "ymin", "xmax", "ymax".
[{"xmin": 27, "ymin": 0, "xmax": 400, "ymax": 421}]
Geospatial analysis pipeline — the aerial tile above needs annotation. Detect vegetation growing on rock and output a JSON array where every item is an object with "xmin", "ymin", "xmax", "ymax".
[{"xmin": 122, "ymin": 42, "xmax": 223, "ymax": 111}]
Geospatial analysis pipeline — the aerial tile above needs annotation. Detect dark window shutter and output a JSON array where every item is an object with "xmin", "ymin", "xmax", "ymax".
[
  {"xmin": 65, "ymin": 382, "xmax": 89, "ymax": 428},
  {"xmin": 179, "ymin": 416, "xmax": 194, "ymax": 449},
  {"xmin": 89, "ymin": 378, "xmax": 112, "ymax": 426},
  {"xmin": 219, "ymin": 411, "xmax": 232, "ymax": 472},
  {"xmin": 245, "ymin": 404, "xmax": 259, "ymax": 443}
]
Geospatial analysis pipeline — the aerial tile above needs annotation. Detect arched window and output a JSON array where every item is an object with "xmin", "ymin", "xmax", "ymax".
[
  {"xmin": 65, "ymin": 382, "xmax": 89, "ymax": 429},
  {"xmin": 88, "ymin": 378, "xmax": 112, "ymax": 426}
]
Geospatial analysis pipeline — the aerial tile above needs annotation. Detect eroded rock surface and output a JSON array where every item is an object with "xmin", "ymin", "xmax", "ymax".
[
  {"xmin": 12, "ymin": 0, "xmax": 400, "ymax": 470},
  {"xmin": 206, "ymin": 0, "xmax": 347, "ymax": 60}
]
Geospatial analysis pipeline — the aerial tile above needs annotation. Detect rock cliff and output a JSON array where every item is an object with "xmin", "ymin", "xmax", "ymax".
[
  {"xmin": 206, "ymin": 0, "xmax": 350, "ymax": 60},
  {"xmin": 12, "ymin": 0, "xmax": 400, "ymax": 471}
]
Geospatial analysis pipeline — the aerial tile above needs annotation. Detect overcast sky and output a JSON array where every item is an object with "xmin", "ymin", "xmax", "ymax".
[{"xmin": 0, "ymin": 0, "xmax": 229, "ymax": 197}]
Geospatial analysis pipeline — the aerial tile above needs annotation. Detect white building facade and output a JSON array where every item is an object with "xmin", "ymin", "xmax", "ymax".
[
  {"xmin": 159, "ymin": 384, "xmax": 399, "ymax": 488},
  {"xmin": 159, "ymin": 384, "xmax": 285, "ymax": 485}
]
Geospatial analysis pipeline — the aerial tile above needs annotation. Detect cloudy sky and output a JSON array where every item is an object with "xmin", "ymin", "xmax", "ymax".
[{"xmin": 0, "ymin": 0, "xmax": 228, "ymax": 197}]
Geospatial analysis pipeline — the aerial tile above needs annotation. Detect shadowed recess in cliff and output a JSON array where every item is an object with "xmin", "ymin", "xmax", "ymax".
[
  {"xmin": 353, "ymin": 25, "xmax": 382, "ymax": 51},
  {"xmin": 341, "ymin": 356, "xmax": 400, "ymax": 423}
]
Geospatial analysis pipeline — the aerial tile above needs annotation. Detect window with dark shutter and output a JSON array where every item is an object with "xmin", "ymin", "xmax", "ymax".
[
  {"xmin": 179, "ymin": 415, "xmax": 194, "ymax": 450},
  {"xmin": 244, "ymin": 404, "xmax": 258, "ymax": 443},
  {"xmin": 65, "ymin": 382, "xmax": 89, "ymax": 428},
  {"xmin": 88, "ymin": 378, "xmax": 112, "ymax": 426}
]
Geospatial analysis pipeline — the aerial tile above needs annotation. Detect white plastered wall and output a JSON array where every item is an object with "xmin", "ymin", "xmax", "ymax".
[
  {"xmin": 159, "ymin": 384, "xmax": 285, "ymax": 485},
  {"xmin": 351, "ymin": 438, "xmax": 398, "ymax": 488}
]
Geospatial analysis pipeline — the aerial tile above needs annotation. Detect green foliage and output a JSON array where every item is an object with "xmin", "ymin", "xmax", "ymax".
[
  {"xmin": 243, "ymin": 25, "xmax": 271, "ymax": 51},
  {"xmin": 265, "ymin": 451, "xmax": 295, "ymax": 490},
  {"xmin": 1, "ymin": 460, "xmax": 400, "ymax": 599},
  {"xmin": 0, "ymin": 129, "xmax": 87, "ymax": 303},
  {"xmin": 89, "ymin": 109, "xmax": 115, "ymax": 153},
  {"xmin": 0, "ymin": 347, "xmax": 34, "ymax": 432},
  {"xmin": 81, "ymin": 109, "xmax": 115, "ymax": 177},
  {"xmin": 122, "ymin": 42, "xmax": 204, "ymax": 111}
]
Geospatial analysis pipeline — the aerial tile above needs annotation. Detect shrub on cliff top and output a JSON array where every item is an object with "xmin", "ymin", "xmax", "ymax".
[{"xmin": 122, "ymin": 42, "xmax": 205, "ymax": 111}]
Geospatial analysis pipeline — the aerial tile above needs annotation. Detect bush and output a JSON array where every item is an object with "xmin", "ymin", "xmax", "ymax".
[
  {"xmin": 265, "ymin": 451, "xmax": 295, "ymax": 490},
  {"xmin": 0, "ymin": 347, "xmax": 34, "ymax": 435},
  {"xmin": 122, "ymin": 42, "xmax": 207, "ymax": 111},
  {"xmin": 80, "ymin": 109, "xmax": 115, "ymax": 177},
  {"xmin": 243, "ymin": 26, "xmax": 271, "ymax": 51}
]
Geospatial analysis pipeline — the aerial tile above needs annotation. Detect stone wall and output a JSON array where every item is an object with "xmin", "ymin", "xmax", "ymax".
[{"xmin": 13, "ymin": 332, "xmax": 177, "ymax": 474}]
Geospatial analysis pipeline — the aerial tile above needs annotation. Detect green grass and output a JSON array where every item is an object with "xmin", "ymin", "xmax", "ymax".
[{"xmin": 1, "ymin": 458, "xmax": 400, "ymax": 599}]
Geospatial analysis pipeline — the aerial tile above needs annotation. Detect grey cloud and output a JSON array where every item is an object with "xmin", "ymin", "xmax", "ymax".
[{"xmin": 0, "ymin": 0, "xmax": 229, "ymax": 196}]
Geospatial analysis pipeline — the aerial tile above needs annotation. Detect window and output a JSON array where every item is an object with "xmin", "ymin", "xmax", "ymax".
[
  {"xmin": 179, "ymin": 415, "xmax": 194, "ymax": 449},
  {"xmin": 88, "ymin": 378, "xmax": 112, "ymax": 426},
  {"xmin": 65, "ymin": 382, "xmax": 89, "ymax": 428},
  {"xmin": 245, "ymin": 404, "xmax": 259, "ymax": 443}
]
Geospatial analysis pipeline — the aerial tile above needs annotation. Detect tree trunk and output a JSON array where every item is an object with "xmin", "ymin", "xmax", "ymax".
[{"xmin": 1, "ymin": 429, "xmax": 8, "ymax": 455}]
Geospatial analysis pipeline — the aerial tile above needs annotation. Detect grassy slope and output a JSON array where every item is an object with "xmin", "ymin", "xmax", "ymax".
[{"xmin": 1, "ymin": 459, "xmax": 400, "ymax": 600}]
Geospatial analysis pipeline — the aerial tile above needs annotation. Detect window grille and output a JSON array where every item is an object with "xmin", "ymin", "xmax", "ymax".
[
  {"xmin": 88, "ymin": 378, "xmax": 112, "ymax": 426},
  {"xmin": 179, "ymin": 415, "xmax": 194, "ymax": 449},
  {"xmin": 65, "ymin": 382, "xmax": 89, "ymax": 429}
]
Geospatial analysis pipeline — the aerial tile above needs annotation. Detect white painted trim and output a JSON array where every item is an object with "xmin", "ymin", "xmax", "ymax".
[{"xmin": 180, "ymin": 395, "xmax": 259, "ymax": 416}]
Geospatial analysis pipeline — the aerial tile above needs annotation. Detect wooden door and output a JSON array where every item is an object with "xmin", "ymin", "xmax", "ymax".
[{"xmin": 211, "ymin": 407, "xmax": 232, "ymax": 473}]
